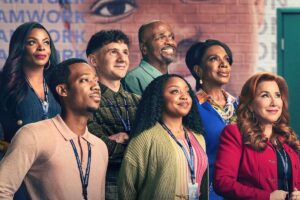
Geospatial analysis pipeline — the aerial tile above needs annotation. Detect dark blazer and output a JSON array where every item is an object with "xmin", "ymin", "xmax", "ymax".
[{"xmin": 0, "ymin": 87, "xmax": 61, "ymax": 142}]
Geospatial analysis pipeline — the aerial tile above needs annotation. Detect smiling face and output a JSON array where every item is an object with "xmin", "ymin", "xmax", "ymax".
[
  {"xmin": 64, "ymin": 62, "xmax": 101, "ymax": 114},
  {"xmin": 200, "ymin": 45, "xmax": 231, "ymax": 87},
  {"xmin": 66, "ymin": 0, "xmax": 262, "ymax": 95},
  {"xmin": 89, "ymin": 41, "xmax": 129, "ymax": 81},
  {"xmin": 250, "ymin": 80, "xmax": 283, "ymax": 126},
  {"xmin": 162, "ymin": 77, "xmax": 192, "ymax": 118},
  {"xmin": 24, "ymin": 28, "xmax": 51, "ymax": 68},
  {"xmin": 141, "ymin": 21, "xmax": 177, "ymax": 67},
  {"xmin": 89, "ymin": 41, "xmax": 129, "ymax": 83}
]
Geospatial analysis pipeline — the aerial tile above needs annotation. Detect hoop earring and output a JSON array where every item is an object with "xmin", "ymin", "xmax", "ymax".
[{"xmin": 44, "ymin": 60, "xmax": 51, "ymax": 70}]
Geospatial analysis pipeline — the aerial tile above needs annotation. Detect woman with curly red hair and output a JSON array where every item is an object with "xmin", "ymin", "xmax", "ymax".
[{"xmin": 214, "ymin": 72, "xmax": 300, "ymax": 200}]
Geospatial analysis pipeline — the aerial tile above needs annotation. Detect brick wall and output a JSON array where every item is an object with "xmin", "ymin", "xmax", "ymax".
[{"xmin": 0, "ymin": 0, "xmax": 264, "ymax": 96}]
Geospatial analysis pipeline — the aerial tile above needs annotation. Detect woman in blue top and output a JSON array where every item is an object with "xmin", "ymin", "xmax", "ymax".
[
  {"xmin": 0, "ymin": 21, "xmax": 61, "ymax": 200},
  {"xmin": 185, "ymin": 39, "xmax": 238, "ymax": 200},
  {"xmin": 0, "ymin": 22, "xmax": 61, "ymax": 147}
]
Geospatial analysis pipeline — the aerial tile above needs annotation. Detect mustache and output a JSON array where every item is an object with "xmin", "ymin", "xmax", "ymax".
[{"xmin": 161, "ymin": 45, "xmax": 177, "ymax": 51}]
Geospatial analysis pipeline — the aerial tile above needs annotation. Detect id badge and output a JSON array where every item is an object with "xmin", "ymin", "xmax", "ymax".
[{"xmin": 188, "ymin": 182, "xmax": 199, "ymax": 200}]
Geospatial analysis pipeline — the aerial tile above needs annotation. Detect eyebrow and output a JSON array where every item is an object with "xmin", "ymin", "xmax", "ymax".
[
  {"xmin": 76, "ymin": 73, "xmax": 93, "ymax": 78},
  {"xmin": 106, "ymin": 47, "xmax": 128, "ymax": 51},
  {"xmin": 90, "ymin": 0, "xmax": 136, "ymax": 10},
  {"xmin": 167, "ymin": 85, "xmax": 189, "ymax": 89},
  {"xmin": 26, "ymin": 36, "xmax": 50, "ymax": 41},
  {"xmin": 154, "ymin": 32, "xmax": 173, "ymax": 37}
]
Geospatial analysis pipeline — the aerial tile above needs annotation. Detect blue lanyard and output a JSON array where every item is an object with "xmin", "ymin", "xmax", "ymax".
[
  {"xmin": 103, "ymin": 96, "xmax": 131, "ymax": 133},
  {"xmin": 26, "ymin": 77, "xmax": 49, "ymax": 119},
  {"xmin": 70, "ymin": 139, "xmax": 91, "ymax": 200},
  {"xmin": 160, "ymin": 122, "xmax": 196, "ymax": 184}
]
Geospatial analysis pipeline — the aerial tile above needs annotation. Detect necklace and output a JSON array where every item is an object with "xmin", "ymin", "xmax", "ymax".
[
  {"xmin": 208, "ymin": 90, "xmax": 236, "ymax": 121},
  {"xmin": 25, "ymin": 76, "xmax": 49, "ymax": 119}
]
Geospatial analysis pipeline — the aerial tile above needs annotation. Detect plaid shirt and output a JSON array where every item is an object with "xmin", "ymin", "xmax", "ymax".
[{"xmin": 88, "ymin": 84, "xmax": 140, "ymax": 161}]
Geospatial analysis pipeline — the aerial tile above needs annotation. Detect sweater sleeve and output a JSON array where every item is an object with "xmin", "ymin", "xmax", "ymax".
[
  {"xmin": 213, "ymin": 125, "xmax": 270, "ymax": 200},
  {"xmin": 118, "ymin": 157, "xmax": 138, "ymax": 200},
  {"xmin": 0, "ymin": 126, "xmax": 39, "ymax": 200}
]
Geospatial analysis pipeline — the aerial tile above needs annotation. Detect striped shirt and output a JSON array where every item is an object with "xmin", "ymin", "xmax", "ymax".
[{"xmin": 168, "ymin": 130, "xmax": 208, "ymax": 199}]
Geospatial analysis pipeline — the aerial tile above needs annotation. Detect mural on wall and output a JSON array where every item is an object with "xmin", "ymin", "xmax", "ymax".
[{"xmin": 0, "ymin": 0, "xmax": 297, "ymax": 95}]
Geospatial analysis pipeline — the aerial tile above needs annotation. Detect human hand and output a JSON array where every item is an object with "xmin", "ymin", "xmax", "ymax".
[
  {"xmin": 270, "ymin": 190, "xmax": 288, "ymax": 200},
  {"xmin": 290, "ymin": 187, "xmax": 300, "ymax": 200},
  {"xmin": 108, "ymin": 132, "xmax": 129, "ymax": 144}
]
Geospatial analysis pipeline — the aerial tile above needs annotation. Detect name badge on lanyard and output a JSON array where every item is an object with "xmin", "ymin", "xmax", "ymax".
[
  {"xmin": 160, "ymin": 122, "xmax": 200, "ymax": 199},
  {"xmin": 188, "ymin": 182, "xmax": 199, "ymax": 200},
  {"xmin": 70, "ymin": 139, "xmax": 91, "ymax": 200}
]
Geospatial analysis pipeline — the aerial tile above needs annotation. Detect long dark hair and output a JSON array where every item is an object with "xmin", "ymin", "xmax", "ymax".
[
  {"xmin": 131, "ymin": 74, "xmax": 203, "ymax": 136},
  {"xmin": 0, "ymin": 22, "xmax": 59, "ymax": 116},
  {"xmin": 185, "ymin": 39, "xmax": 233, "ymax": 91},
  {"xmin": 238, "ymin": 72, "xmax": 299, "ymax": 152}
]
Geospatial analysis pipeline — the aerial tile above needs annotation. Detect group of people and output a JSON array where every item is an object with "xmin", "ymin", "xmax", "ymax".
[{"xmin": 0, "ymin": 19, "xmax": 299, "ymax": 200}]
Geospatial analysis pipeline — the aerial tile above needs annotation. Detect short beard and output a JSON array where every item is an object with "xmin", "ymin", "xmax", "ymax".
[{"xmin": 161, "ymin": 54, "xmax": 177, "ymax": 64}]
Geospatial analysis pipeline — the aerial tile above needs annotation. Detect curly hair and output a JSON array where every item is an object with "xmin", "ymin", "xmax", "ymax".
[
  {"xmin": 0, "ymin": 22, "xmax": 59, "ymax": 116},
  {"xmin": 86, "ymin": 29, "xmax": 130, "ymax": 56},
  {"xmin": 185, "ymin": 39, "xmax": 233, "ymax": 91},
  {"xmin": 131, "ymin": 74, "xmax": 202, "ymax": 136},
  {"xmin": 238, "ymin": 72, "xmax": 299, "ymax": 152}
]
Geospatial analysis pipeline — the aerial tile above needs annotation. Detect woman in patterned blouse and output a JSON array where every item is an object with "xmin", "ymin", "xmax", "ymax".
[{"xmin": 185, "ymin": 39, "xmax": 238, "ymax": 200}]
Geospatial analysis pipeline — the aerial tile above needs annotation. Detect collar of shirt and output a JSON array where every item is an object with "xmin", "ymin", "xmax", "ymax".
[
  {"xmin": 100, "ymin": 84, "xmax": 126, "ymax": 99},
  {"xmin": 52, "ymin": 115, "xmax": 97, "ymax": 145},
  {"xmin": 196, "ymin": 89, "xmax": 237, "ymax": 106},
  {"xmin": 140, "ymin": 59, "xmax": 165, "ymax": 79}
]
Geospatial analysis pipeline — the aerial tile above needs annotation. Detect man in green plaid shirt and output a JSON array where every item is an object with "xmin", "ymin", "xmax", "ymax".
[{"xmin": 86, "ymin": 30, "xmax": 140, "ymax": 200}]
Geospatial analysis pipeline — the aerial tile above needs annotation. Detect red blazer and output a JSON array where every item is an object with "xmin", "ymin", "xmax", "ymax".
[{"xmin": 214, "ymin": 124, "xmax": 300, "ymax": 200}]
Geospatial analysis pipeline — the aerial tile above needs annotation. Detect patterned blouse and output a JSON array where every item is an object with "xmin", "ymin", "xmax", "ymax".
[{"xmin": 197, "ymin": 89, "xmax": 237, "ymax": 125}]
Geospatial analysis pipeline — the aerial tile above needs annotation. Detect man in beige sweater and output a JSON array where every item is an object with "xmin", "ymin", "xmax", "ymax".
[{"xmin": 0, "ymin": 58, "xmax": 108, "ymax": 200}]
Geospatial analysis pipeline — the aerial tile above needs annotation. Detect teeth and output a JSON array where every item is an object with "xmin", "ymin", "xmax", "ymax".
[{"xmin": 161, "ymin": 47, "xmax": 174, "ymax": 54}]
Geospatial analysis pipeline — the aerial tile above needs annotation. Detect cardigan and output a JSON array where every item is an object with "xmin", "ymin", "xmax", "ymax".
[
  {"xmin": 196, "ymin": 92, "xmax": 238, "ymax": 182},
  {"xmin": 214, "ymin": 124, "xmax": 300, "ymax": 200},
  {"xmin": 118, "ymin": 123, "xmax": 208, "ymax": 200}
]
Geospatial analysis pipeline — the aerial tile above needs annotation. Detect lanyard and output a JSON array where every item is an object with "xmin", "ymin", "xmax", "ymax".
[
  {"xmin": 276, "ymin": 148, "xmax": 289, "ymax": 194},
  {"xmin": 70, "ymin": 139, "xmax": 91, "ymax": 200},
  {"xmin": 103, "ymin": 96, "xmax": 131, "ymax": 133},
  {"xmin": 26, "ymin": 77, "xmax": 49, "ymax": 119},
  {"xmin": 160, "ymin": 122, "xmax": 196, "ymax": 184}
]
